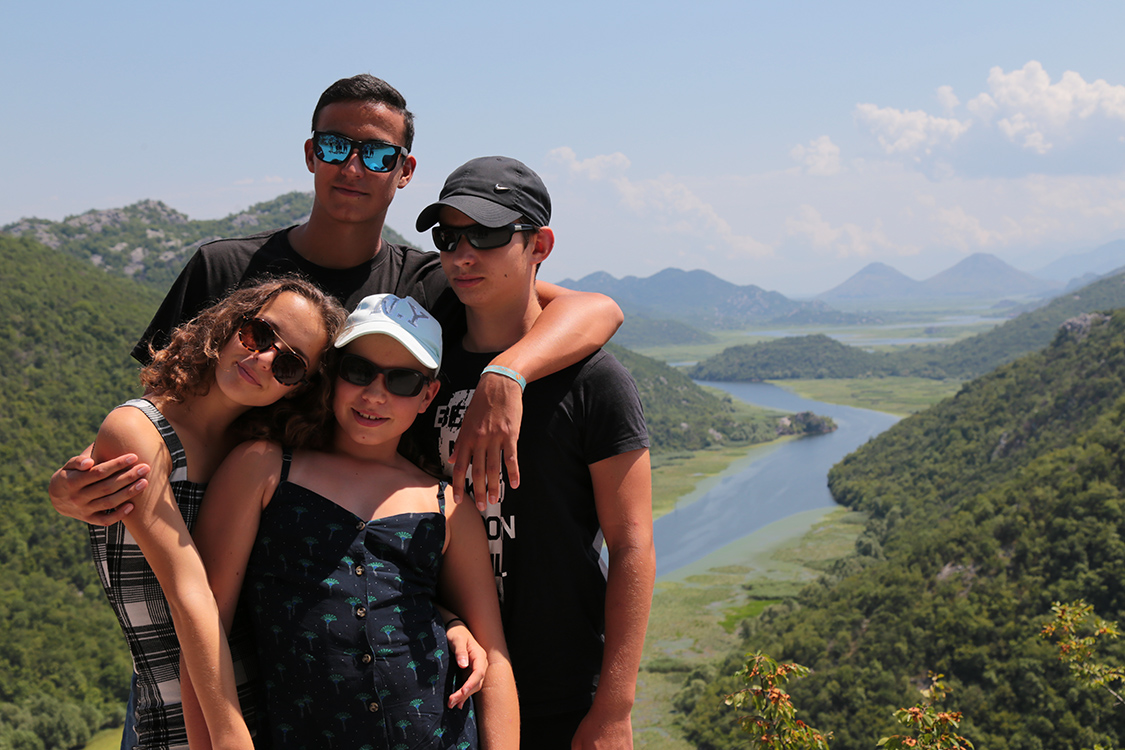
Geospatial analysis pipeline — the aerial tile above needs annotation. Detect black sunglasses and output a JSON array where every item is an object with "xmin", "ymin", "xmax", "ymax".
[
  {"xmin": 431, "ymin": 223, "xmax": 537, "ymax": 253},
  {"xmin": 312, "ymin": 131, "xmax": 408, "ymax": 173},
  {"xmin": 337, "ymin": 353, "xmax": 431, "ymax": 397},
  {"xmin": 237, "ymin": 317, "xmax": 309, "ymax": 386}
]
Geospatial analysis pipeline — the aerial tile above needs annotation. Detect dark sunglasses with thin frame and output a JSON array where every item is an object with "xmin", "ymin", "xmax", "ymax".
[
  {"xmin": 337, "ymin": 353, "xmax": 432, "ymax": 397},
  {"xmin": 431, "ymin": 223, "xmax": 537, "ymax": 253},
  {"xmin": 237, "ymin": 317, "xmax": 309, "ymax": 386}
]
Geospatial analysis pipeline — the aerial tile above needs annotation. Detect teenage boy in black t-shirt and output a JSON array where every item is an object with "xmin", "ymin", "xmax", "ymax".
[{"xmin": 413, "ymin": 156, "xmax": 655, "ymax": 749}]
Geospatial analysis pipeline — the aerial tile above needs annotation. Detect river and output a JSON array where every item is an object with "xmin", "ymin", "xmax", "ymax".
[{"xmin": 653, "ymin": 382, "xmax": 901, "ymax": 576}]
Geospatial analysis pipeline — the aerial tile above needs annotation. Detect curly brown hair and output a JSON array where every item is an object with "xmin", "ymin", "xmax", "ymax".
[{"xmin": 140, "ymin": 276, "xmax": 347, "ymax": 448}]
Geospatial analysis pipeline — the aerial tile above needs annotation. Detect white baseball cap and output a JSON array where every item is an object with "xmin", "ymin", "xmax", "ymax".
[{"xmin": 334, "ymin": 294, "xmax": 442, "ymax": 370}]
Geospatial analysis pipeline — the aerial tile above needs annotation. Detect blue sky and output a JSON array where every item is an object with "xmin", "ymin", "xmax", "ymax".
[{"xmin": 5, "ymin": 1, "xmax": 1125, "ymax": 296}]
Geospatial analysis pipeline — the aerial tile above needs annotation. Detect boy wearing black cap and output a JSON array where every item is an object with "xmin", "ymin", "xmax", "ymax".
[{"xmin": 414, "ymin": 156, "xmax": 655, "ymax": 749}]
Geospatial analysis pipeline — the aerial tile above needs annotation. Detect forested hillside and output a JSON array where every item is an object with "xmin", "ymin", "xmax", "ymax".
[
  {"xmin": 692, "ymin": 270, "xmax": 1125, "ymax": 382},
  {"xmin": 607, "ymin": 344, "xmax": 831, "ymax": 451},
  {"xmin": 0, "ymin": 235, "xmax": 160, "ymax": 748},
  {"xmin": 691, "ymin": 333, "xmax": 891, "ymax": 380},
  {"xmin": 676, "ymin": 311, "xmax": 1125, "ymax": 749}
]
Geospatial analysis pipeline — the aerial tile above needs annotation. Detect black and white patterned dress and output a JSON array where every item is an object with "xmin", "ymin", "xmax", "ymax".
[{"xmin": 89, "ymin": 398, "xmax": 258, "ymax": 749}]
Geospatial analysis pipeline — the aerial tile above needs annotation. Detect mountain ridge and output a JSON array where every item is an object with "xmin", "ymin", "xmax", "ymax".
[
  {"xmin": 559, "ymin": 267, "xmax": 876, "ymax": 329},
  {"xmin": 1, "ymin": 192, "xmax": 416, "ymax": 294},
  {"xmin": 1033, "ymin": 238, "xmax": 1125, "ymax": 281},
  {"xmin": 818, "ymin": 252, "xmax": 1061, "ymax": 303}
]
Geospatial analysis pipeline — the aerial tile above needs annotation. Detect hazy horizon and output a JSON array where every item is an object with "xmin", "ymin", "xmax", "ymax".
[{"xmin": 5, "ymin": 1, "xmax": 1125, "ymax": 297}]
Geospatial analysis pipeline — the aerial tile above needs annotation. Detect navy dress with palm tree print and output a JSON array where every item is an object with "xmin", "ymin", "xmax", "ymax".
[{"xmin": 243, "ymin": 450, "xmax": 477, "ymax": 749}]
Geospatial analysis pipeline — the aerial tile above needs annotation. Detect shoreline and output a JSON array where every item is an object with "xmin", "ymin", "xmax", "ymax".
[
  {"xmin": 659, "ymin": 504, "xmax": 842, "ymax": 581},
  {"xmin": 650, "ymin": 436, "xmax": 795, "ymax": 520}
]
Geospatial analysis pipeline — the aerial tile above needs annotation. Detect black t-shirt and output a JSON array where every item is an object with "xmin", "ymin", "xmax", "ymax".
[
  {"xmin": 132, "ymin": 226, "xmax": 457, "ymax": 363},
  {"xmin": 411, "ymin": 336, "xmax": 650, "ymax": 716}
]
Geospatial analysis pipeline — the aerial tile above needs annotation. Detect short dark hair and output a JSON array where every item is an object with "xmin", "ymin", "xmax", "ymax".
[{"xmin": 311, "ymin": 74, "xmax": 415, "ymax": 152}]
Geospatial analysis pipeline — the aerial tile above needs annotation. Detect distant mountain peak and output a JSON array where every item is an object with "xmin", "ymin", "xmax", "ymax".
[
  {"xmin": 925, "ymin": 253, "xmax": 1059, "ymax": 296},
  {"xmin": 817, "ymin": 261, "xmax": 923, "ymax": 301},
  {"xmin": 818, "ymin": 253, "xmax": 1061, "ymax": 302}
]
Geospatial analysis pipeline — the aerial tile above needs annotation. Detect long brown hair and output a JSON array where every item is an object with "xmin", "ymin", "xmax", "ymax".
[{"xmin": 141, "ymin": 276, "xmax": 347, "ymax": 447}]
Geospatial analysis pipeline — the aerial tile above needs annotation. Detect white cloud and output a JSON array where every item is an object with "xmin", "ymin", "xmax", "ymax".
[
  {"xmin": 550, "ymin": 148, "xmax": 631, "ymax": 181},
  {"xmin": 930, "ymin": 205, "xmax": 1021, "ymax": 250},
  {"xmin": 790, "ymin": 136, "xmax": 841, "ymax": 176},
  {"xmin": 967, "ymin": 92, "xmax": 998, "ymax": 122},
  {"xmin": 936, "ymin": 85, "xmax": 960, "ymax": 113},
  {"xmin": 854, "ymin": 103, "xmax": 971, "ymax": 155},
  {"xmin": 980, "ymin": 61, "xmax": 1125, "ymax": 152},
  {"xmin": 996, "ymin": 112, "xmax": 1051, "ymax": 154},
  {"xmin": 548, "ymin": 147, "xmax": 773, "ymax": 259},
  {"xmin": 784, "ymin": 204, "xmax": 901, "ymax": 258}
]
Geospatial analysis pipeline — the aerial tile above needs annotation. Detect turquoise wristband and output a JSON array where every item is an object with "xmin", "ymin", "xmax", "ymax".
[{"xmin": 481, "ymin": 365, "xmax": 527, "ymax": 392}]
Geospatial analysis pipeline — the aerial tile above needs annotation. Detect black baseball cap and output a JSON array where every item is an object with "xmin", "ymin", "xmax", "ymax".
[{"xmin": 416, "ymin": 156, "xmax": 552, "ymax": 231}]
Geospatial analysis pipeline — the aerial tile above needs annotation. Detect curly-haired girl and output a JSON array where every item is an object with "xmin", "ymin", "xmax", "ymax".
[{"xmin": 89, "ymin": 276, "xmax": 346, "ymax": 750}]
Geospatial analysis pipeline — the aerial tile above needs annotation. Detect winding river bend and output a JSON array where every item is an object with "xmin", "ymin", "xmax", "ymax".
[{"xmin": 653, "ymin": 382, "xmax": 901, "ymax": 577}]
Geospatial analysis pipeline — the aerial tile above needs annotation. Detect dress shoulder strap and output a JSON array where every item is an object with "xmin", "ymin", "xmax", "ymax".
[
  {"xmin": 119, "ymin": 398, "xmax": 188, "ymax": 481},
  {"xmin": 437, "ymin": 481, "xmax": 448, "ymax": 515},
  {"xmin": 279, "ymin": 447, "xmax": 293, "ymax": 482}
]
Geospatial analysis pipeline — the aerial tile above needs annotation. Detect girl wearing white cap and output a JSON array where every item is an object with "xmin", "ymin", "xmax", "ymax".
[{"xmin": 182, "ymin": 294, "xmax": 516, "ymax": 750}]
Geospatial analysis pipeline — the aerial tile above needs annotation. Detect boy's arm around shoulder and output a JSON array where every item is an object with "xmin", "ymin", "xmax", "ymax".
[
  {"xmin": 439, "ymin": 497, "xmax": 519, "ymax": 749},
  {"xmin": 517, "ymin": 281, "xmax": 622, "ymax": 382},
  {"xmin": 93, "ymin": 410, "xmax": 255, "ymax": 750},
  {"xmin": 575, "ymin": 447, "xmax": 655, "ymax": 749},
  {"xmin": 450, "ymin": 282, "xmax": 622, "ymax": 506},
  {"xmin": 49, "ymin": 444, "xmax": 149, "ymax": 525},
  {"xmin": 48, "ymin": 243, "xmax": 225, "ymax": 527}
]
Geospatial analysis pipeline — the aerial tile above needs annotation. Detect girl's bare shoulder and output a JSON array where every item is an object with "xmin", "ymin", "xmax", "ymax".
[
  {"xmin": 94, "ymin": 404, "xmax": 167, "ymax": 466},
  {"xmin": 215, "ymin": 439, "xmax": 286, "ymax": 484},
  {"xmin": 227, "ymin": 438, "xmax": 285, "ymax": 463}
]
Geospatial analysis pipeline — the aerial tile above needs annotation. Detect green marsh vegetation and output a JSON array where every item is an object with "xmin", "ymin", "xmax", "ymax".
[
  {"xmin": 776, "ymin": 377, "xmax": 964, "ymax": 416},
  {"xmin": 634, "ymin": 509, "xmax": 868, "ymax": 750},
  {"xmin": 628, "ymin": 329, "xmax": 776, "ymax": 365}
]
